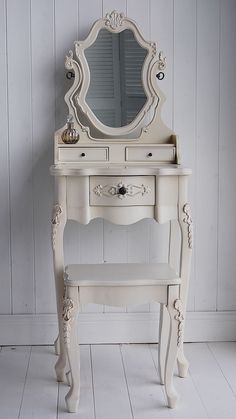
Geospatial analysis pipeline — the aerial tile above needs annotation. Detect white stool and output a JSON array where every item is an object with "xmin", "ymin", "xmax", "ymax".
[{"xmin": 62, "ymin": 262, "xmax": 184, "ymax": 413}]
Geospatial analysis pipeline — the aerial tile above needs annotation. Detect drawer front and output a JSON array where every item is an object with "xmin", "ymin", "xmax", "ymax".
[
  {"xmin": 58, "ymin": 147, "xmax": 108, "ymax": 162},
  {"xmin": 90, "ymin": 176, "xmax": 155, "ymax": 206},
  {"xmin": 125, "ymin": 146, "xmax": 175, "ymax": 162}
]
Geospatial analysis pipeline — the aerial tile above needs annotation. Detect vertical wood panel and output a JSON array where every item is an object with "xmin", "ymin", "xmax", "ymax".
[
  {"xmin": 150, "ymin": 0, "xmax": 174, "ymax": 128},
  {"xmin": 218, "ymin": 0, "xmax": 236, "ymax": 310},
  {"xmin": 102, "ymin": 0, "xmax": 127, "ymax": 16},
  {"xmin": 31, "ymin": 0, "xmax": 55, "ymax": 314},
  {"xmin": 79, "ymin": 0, "xmax": 102, "ymax": 39},
  {"xmin": 173, "ymin": 0, "xmax": 196, "ymax": 310},
  {"xmin": 0, "ymin": 0, "xmax": 11, "ymax": 313},
  {"xmin": 7, "ymin": 0, "xmax": 35, "ymax": 314},
  {"xmin": 195, "ymin": 0, "xmax": 220, "ymax": 311}
]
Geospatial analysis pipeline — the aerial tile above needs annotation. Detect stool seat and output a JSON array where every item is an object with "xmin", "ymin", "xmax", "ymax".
[
  {"xmin": 62, "ymin": 263, "xmax": 183, "ymax": 413},
  {"xmin": 64, "ymin": 263, "xmax": 181, "ymax": 287}
]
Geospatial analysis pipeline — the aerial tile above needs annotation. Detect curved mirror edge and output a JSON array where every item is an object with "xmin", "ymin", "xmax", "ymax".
[{"xmin": 84, "ymin": 28, "xmax": 148, "ymax": 130}]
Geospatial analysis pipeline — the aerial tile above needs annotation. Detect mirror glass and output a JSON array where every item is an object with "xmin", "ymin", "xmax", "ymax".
[{"xmin": 84, "ymin": 29, "xmax": 147, "ymax": 128}]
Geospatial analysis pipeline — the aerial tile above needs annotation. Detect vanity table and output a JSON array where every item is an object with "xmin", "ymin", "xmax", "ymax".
[{"xmin": 50, "ymin": 11, "xmax": 192, "ymax": 413}]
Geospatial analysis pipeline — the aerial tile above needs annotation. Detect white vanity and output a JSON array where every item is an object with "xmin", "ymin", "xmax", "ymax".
[{"xmin": 50, "ymin": 11, "xmax": 192, "ymax": 413}]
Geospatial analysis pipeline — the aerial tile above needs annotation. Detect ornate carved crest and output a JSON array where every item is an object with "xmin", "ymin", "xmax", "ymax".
[
  {"xmin": 93, "ymin": 182, "xmax": 151, "ymax": 200},
  {"xmin": 174, "ymin": 299, "xmax": 184, "ymax": 347},
  {"xmin": 51, "ymin": 204, "xmax": 62, "ymax": 250},
  {"xmin": 105, "ymin": 10, "xmax": 125, "ymax": 30},
  {"xmin": 62, "ymin": 296, "xmax": 74, "ymax": 347},
  {"xmin": 183, "ymin": 203, "xmax": 193, "ymax": 249}
]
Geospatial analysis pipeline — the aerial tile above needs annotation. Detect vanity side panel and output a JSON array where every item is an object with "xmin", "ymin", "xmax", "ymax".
[
  {"xmin": 154, "ymin": 176, "xmax": 178, "ymax": 223},
  {"xmin": 67, "ymin": 176, "xmax": 91, "ymax": 224}
]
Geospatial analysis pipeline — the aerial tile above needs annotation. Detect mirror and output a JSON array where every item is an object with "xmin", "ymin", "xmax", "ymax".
[
  {"xmin": 67, "ymin": 11, "xmax": 165, "ymax": 139},
  {"xmin": 84, "ymin": 28, "xmax": 147, "ymax": 128}
]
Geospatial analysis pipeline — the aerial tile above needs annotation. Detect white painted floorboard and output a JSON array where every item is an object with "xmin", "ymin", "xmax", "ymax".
[{"xmin": 1, "ymin": 343, "xmax": 236, "ymax": 419}]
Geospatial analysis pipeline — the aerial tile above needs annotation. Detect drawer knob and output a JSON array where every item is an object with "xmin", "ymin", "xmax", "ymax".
[
  {"xmin": 147, "ymin": 152, "xmax": 153, "ymax": 157},
  {"xmin": 118, "ymin": 186, "xmax": 127, "ymax": 196},
  {"xmin": 81, "ymin": 152, "xmax": 86, "ymax": 157}
]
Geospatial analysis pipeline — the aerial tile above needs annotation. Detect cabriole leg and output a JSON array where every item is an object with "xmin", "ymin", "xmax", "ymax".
[
  {"xmin": 158, "ymin": 304, "xmax": 169, "ymax": 385},
  {"xmin": 177, "ymin": 342, "xmax": 189, "ymax": 378},
  {"xmin": 165, "ymin": 286, "xmax": 180, "ymax": 409},
  {"xmin": 51, "ymin": 201, "xmax": 67, "ymax": 382},
  {"xmin": 63, "ymin": 286, "xmax": 80, "ymax": 413}
]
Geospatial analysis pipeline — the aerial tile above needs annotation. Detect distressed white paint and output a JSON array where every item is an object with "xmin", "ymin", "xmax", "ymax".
[{"xmin": 0, "ymin": 0, "xmax": 236, "ymax": 342}]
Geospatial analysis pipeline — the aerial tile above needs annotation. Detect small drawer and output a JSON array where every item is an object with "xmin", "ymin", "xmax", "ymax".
[
  {"xmin": 58, "ymin": 147, "xmax": 108, "ymax": 162},
  {"xmin": 90, "ymin": 176, "xmax": 155, "ymax": 206},
  {"xmin": 125, "ymin": 146, "xmax": 175, "ymax": 162}
]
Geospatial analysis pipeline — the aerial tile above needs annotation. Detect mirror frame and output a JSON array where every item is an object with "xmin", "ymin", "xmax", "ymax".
[{"xmin": 65, "ymin": 11, "xmax": 166, "ymax": 140}]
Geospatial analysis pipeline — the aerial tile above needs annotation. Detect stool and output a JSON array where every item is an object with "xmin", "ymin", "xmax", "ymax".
[{"xmin": 62, "ymin": 262, "xmax": 184, "ymax": 413}]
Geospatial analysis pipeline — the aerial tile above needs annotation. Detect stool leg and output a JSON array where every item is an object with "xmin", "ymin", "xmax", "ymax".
[
  {"xmin": 158, "ymin": 304, "xmax": 169, "ymax": 385},
  {"xmin": 54, "ymin": 335, "xmax": 60, "ymax": 356},
  {"xmin": 63, "ymin": 286, "xmax": 80, "ymax": 413},
  {"xmin": 165, "ymin": 286, "xmax": 180, "ymax": 409},
  {"xmin": 177, "ymin": 341, "xmax": 189, "ymax": 378}
]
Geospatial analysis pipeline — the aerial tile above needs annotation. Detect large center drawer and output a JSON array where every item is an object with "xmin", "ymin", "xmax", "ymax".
[
  {"xmin": 90, "ymin": 176, "xmax": 155, "ymax": 206},
  {"xmin": 58, "ymin": 147, "xmax": 108, "ymax": 162}
]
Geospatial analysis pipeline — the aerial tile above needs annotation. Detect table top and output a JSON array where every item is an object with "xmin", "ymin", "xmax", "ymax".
[{"xmin": 50, "ymin": 164, "xmax": 192, "ymax": 177}]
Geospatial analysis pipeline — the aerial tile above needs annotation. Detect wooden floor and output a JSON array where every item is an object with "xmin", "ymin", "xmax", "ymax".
[{"xmin": 1, "ymin": 343, "xmax": 236, "ymax": 419}]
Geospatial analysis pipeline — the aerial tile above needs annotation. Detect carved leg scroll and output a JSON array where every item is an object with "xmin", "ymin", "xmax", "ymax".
[
  {"xmin": 52, "ymin": 201, "xmax": 67, "ymax": 382},
  {"xmin": 165, "ymin": 285, "xmax": 180, "ymax": 409},
  {"xmin": 63, "ymin": 286, "xmax": 80, "ymax": 413},
  {"xmin": 176, "ymin": 202, "xmax": 193, "ymax": 378}
]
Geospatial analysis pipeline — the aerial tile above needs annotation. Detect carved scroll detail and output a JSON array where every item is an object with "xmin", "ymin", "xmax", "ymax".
[
  {"xmin": 62, "ymin": 296, "xmax": 74, "ymax": 348},
  {"xmin": 105, "ymin": 10, "xmax": 125, "ymax": 30},
  {"xmin": 93, "ymin": 182, "xmax": 151, "ymax": 199},
  {"xmin": 51, "ymin": 204, "xmax": 62, "ymax": 250},
  {"xmin": 183, "ymin": 203, "xmax": 193, "ymax": 249},
  {"xmin": 65, "ymin": 50, "xmax": 74, "ymax": 70},
  {"xmin": 157, "ymin": 51, "xmax": 167, "ymax": 70},
  {"xmin": 174, "ymin": 299, "xmax": 184, "ymax": 347}
]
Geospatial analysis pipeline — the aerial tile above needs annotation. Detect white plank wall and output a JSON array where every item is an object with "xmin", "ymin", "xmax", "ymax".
[{"xmin": 0, "ymin": 0, "xmax": 236, "ymax": 343}]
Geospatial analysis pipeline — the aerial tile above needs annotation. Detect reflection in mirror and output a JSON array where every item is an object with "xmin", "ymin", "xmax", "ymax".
[{"xmin": 84, "ymin": 29, "xmax": 147, "ymax": 128}]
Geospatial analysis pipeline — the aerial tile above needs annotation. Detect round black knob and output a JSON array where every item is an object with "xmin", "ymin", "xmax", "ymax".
[
  {"xmin": 81, "ymin": 152, "xmax": 86, "ymax": 157},
  {"xmin": 66, "ymin": 71, "xmax": 75, "ymax": 80},
  {"xmin": 118, "ymin": 186, "xmax": 127, "ymax": 195},
  {"xmin": 148, "ymin": 152, "xmax": 153, "ymax": 157},
  {"xmin": 156, "ymin": 72, "xmax": 165, "ymax": 80}
]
